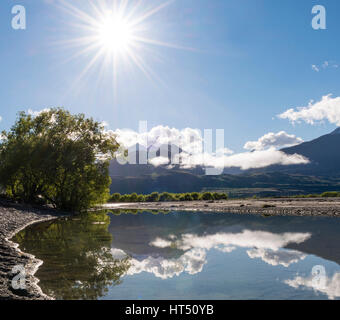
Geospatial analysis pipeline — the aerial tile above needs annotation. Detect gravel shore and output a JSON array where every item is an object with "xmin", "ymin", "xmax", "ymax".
[
  {"xmin": 0, "ymin": 200, "xmax": 66, "ymax": 300},
  {"xmin": 104, "ymin": 198, "xmax": 340, "ymax": 217}
]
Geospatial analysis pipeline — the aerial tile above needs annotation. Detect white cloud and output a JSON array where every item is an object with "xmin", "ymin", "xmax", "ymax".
[
  {"xmin": 114, "ymin": 125, "xmax": 309, "ymax": 170},
  {"xmin": 278, "ymin": 94, "xmax": 340, "ymax": 126},
  {"xmin": 216, "ymin": 246, "xmax": 236, "ymax": 253},
  {"xmin": 244, "ymin": 131, "xmax": 303, "ymax": 151},
  {"xmin": 149, "ymin": 238, "xmax": 173, "ymax": 248},
  {"xmin": 148, "ymin": 156, "xmax": 170, "ymax": 167},
  {"xmin": 247, "ymin": 248, "xmax": 306, "ymax": 267},
  {"xmin": 285, "ymin": 273, "xmax": 340, "ymax": 300},
  {"xmin": 110, "ymin": 248, "xmax": 128, "ymax": 260},
  {"xmin": 216, "ymin": 147, "xmax": 234, "ymax": 155},
  {"xmin": 110, "ymin": 247, "xmax": 207, "ymax": 279},
  {"xmin": 110, "ymin": 230, "xmax": 311, "ymax": 280},
  {"xmin": 312, "ymin": 65, "xmax": 320, "ymax": 72},
  {"xmin": 178, "ymin": 148, "xmax": 308, "ymax": 171},
  {"xmin": 126, "ymin": 248, "xmax": 207, "ymax": 279},
  {"xmin": 312, "ymin": 61, "xmax": 338, "ymax": 72},
  {"xmin": 158, "ymin": 230, "xmax": 311, "ymax": 252},
  {"xmin": 0, "ymin": 116, "xmax": 2, "ymax": 122},
  {"xmin": 114, "ymin": 125, "xmax": 203, "ymax": 155}
]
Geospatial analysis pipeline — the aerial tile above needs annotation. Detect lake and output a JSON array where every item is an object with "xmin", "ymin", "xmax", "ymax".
[{"xmin": 13, "ymin": 210, "xmax": 340, "ymax": 300}]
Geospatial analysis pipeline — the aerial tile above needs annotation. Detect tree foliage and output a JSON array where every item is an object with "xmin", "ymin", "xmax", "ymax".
[
  {"xmin": 0, "ymin": 108, "xmax": 119, "ymax": 212},
  {"xmin": 108, "ymin": 191, "xmax": 229, "ymax": 203},
  {"xmin": 201, "ymin": 192, "xmax": 214, "ymax": 201}
]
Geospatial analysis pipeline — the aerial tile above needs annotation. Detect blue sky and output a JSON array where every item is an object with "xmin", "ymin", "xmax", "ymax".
[{"xmin": 1, "ymin": 0, "xmax": 340, "ymax": 153}]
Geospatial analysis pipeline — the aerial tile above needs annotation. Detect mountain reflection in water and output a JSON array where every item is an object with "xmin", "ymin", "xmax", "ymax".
[{"xmin": 13, "ymin": 210, "xmax": 340, "ymax": 300}]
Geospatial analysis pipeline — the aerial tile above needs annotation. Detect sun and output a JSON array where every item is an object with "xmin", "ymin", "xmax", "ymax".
[
  {"xmin": 97, "ymin": 12, "xmax": 134, "ymax": 54},
  {"xmin": 55, "ymin": 0, "xmax": 188, "ymax": 97}
]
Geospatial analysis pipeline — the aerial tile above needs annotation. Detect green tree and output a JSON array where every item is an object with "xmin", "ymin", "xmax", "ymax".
[
  {"xmin": 130, "ymin": 193, "xmax": 138, "ymax": 202},
  {"xmin": 137, "ymin": 195, "xmax": 145, "ymax": 202},
  {"xmin": 218, "ymin": 193, "xmax": 228, "ymax": 200},
  {"xmin": 159, "ymin": 192, "xmax": 175, "ymax": 202},
  {"xmin": 183, "ymin": 193, "xmax": 193, "ymax": 201},
  {"xmin": 212, "ymin": 192, "xmax": 228, "ymax": 200},
  {"xmin": 190, "ymin": 192, "xmax": 200, "ymax": 200},
  {"xmin": 212, "ymin": 192, "xmax": 220, "ymax": 200},
  {"xmin": 0, "ymin": 108, "xmax": 119, "ymax": 212},
  {"xmin": 174, "ymin": 193, "xmax": 182, "ymax": 201},
  {"xmin": 201, "ymin": 192, "xmax": 214, "ymax": 201},
  {"xmin": 145, "ymin": 192, "xmax": 160, "ymax": 202},
  {"xmin": 321, "ymin": 191, "xmax": 340, "ymax": 198},
  {"xmin": 120, "ymin": 195, "xmax": 130, "ymax": 202},
  {"xmin": 110, "ymin": 193, "xmax": 121, "ymax": 203}
]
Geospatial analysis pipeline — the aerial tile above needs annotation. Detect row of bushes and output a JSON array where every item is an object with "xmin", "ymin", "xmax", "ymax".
[
  {"xmin": 292, "ymin": 191, "xmax": 340, "ymax": 198},
  {"xmin": 108, "ymin": 191, "xmax": 228, "ymax": 203}
]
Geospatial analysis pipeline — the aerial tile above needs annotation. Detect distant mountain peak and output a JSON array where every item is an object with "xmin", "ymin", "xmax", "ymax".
[{"xmin": 330, "ymin": 127, "xmax": 340, "ymax": 135}]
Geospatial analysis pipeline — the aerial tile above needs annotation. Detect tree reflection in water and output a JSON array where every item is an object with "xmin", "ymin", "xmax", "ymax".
[{"xmin": 13, "ymin": 212, "xmax": 131, "ymax": 300}]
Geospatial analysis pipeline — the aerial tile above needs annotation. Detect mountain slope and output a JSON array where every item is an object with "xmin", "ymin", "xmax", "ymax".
[
  {"xmin": 278, "ymin": 128, "xmax": 340, "ymax": 176},
  {"xmin": 109, "ymin": 129, "xmax": 340, "ymax": 195},
  {"xmin": 109, "ymin": 170, "xmax": 340, "ymax": 196}
]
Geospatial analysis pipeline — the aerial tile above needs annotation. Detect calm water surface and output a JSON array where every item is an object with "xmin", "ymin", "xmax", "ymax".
[{"xmin": 13, "ymin": 210, "xmax": 340, "ymax": 300}]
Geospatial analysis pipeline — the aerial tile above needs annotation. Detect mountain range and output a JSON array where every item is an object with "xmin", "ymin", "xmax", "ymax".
[{"xmin": 109, "ymin": 128, "xmax": 340, "ymax": 196}]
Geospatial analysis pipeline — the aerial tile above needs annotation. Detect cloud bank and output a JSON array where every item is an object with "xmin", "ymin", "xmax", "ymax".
[
  {"xmin": 172, "ymin": 148, "xmax": 308, "ymax": 171},
  {"xmin": 278, "ymin": 94, "xmax": 340, "ymax": 126},
  {"xmin": 114, "ymin": 125, "xmax": 204, "ymax": 155},
  {"xmin": 151, "ymin": 230, "xmax": 311, "ymax": 252},
  {"xmin": 113, "ymin": 125, "xmax": 309, "ymax": 170},
  {"xmin": 244, "ymin": 131, "xmax": 303, "ymax": 151}
]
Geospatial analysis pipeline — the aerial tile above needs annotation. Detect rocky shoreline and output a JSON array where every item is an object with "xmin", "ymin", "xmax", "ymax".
[
  {"xmin": 0, "ymin": 200, "xmax": 67, "ymax": 300},
  {"xmin": 104, "ymin": 198, "xmax": 340, "ymax": 217}
]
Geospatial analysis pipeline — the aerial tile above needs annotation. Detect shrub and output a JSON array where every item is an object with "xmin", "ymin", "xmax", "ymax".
[
  {"xmin": 110, "ymin": 193, "xmax": 121, "ymax": 203},
  {"xmin": 321, "ymin": 191, "xmax": 340, "ymax": 198},
  {"xmin": 137, "ymin": 195, "xmax": 145, "ymax": 202},
  {"xmin": 306, "ymin": 194, "xmax": 318, "ymax": 198},
  {"xmin": 191, "ymin": 192, "xmax": 200, "ymax": 200},
  {"xmin": 218, "ymin": 193, "xmax": 228, "ymax": 200},
  {"xmin": 183, "ymin": 193, "xmax": 193, "ymax": 201},
  {"xmin": 210, "ymin": 192, "xmax": 228, "ymax": 200},
  {"xmin": 159, "ymin": 192, "xmax": 175, "ymax": 202},
  {"xmin": 145, "ymin": 192, "xmax": 160, "ymax": 202},
  {"xmin": 212, "ymin": 192, "xmax": 228, "ymax": 200},
  {"xmin": 130, "ymin": 193, "xmax": 138, "ymax": 202},
  {"xmin": 174, "ymin": 194, "xmax": 182, "ymax": 201},
  {"xmin": 120, "ymin": 195, "xmax": 130, "ymax": 202},
  {"xmin": 179, "ymin": 195, "xmax": 186, "ymax": 201},
  {"xmin": 109, "ymin": 191, "xmax": 227, "ymax": 203},
  {"xmin": 201, "ymin": 192, "xmax": 214, "ymax": 201},
  {"xmin": 212, "ymin": 192, "xmax": 219, "ymax": 200}
]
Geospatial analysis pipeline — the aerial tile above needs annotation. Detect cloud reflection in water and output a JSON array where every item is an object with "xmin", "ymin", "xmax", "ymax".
[
  {"xmin": 285, "ymin": 273, "xmax": 340, "ymax": 300},
  {"xmin": 110, "ymin": 230, "xmax": 312, "ymax": 279}
]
